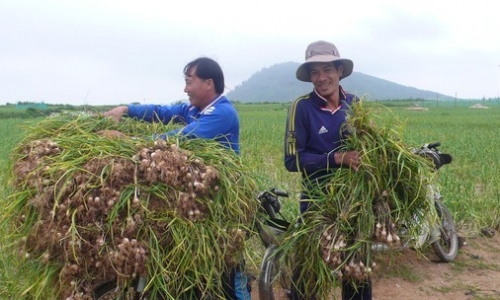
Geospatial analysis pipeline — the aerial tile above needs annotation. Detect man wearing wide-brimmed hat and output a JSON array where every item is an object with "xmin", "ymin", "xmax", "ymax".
[{"xmin": 284, "ymin": 40, "xmax": 372, "ymax": 300}]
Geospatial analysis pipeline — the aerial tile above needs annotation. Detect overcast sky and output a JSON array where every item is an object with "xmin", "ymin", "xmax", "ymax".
[{"xmin": 1, "ymin": 0, "xmax": 500, "ymax": 106}]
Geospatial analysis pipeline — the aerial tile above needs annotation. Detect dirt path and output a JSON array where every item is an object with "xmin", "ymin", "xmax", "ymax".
[
  {"xmin": 252, "ymin": 233, "xmax": 500, "ymax": 300},
  {"xmin": 371, "ymin": 233, "xmax": 500, "ymax": 300}
]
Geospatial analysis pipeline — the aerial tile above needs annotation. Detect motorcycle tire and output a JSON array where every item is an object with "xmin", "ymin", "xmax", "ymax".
[
  {"xmin": 258, "ymin": 244, "xmax": 292, "ymax": 300},
  {"xmin": 432, "ymin": 201, "xmax": 459, "ymax": 262}
]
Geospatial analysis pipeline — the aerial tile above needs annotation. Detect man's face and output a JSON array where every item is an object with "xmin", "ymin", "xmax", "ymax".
[
  {"xmin": 309, "ymin": 62, "xmax": 343, "ymax": 98},
  {"xmin": 184, "ymin": 66, "xmax": 212, "ymax": 108}
]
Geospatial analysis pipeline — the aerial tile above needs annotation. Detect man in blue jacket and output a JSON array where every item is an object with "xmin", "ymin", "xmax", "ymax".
[
  {"xmin": 104, "ymin": 57, "xmax": 239, "ymax": 154},
  {"xmin": 284, "ymin": 41, "xmax": 371, "ymax": 300},
  {"xmin": 104, "ymin": 57, "xmax": 250, "ymax": 299}
]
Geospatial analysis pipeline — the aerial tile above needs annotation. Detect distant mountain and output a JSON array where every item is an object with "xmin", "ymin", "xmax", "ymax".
[{"xmin": 227, "ymin": 62, "xmax": 454, "ymax": 102}]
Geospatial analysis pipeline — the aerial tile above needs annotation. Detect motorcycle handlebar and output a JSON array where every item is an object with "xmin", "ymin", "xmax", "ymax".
[
  {"xmin": 417, "ymin": 142, "xmax": 452, "ymax": 169},
  {"xmin": 270, "ymin": 188, "xmax": 289, "ymax": 198},
  {"xmin": 425, "ymin": 141, "xmax": 441, "ymax": 150},
  {"xmin": 257, "ymin": 188, "xmax": 289, "ymax": 218}
]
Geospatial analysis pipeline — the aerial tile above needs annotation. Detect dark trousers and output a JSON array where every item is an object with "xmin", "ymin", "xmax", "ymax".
[
  {"xmin": 342, "ymin": 280, "xmax": 372, "ymax": 300},
  {"xmin": 291, "ymin": 268, "xmax": 372, "ymax": 300}
]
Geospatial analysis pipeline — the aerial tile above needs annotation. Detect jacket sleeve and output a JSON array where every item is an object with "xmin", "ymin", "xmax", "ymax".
[{"xmin": 127, "ymin": 103, "xmax": 190, "ymax": 124}]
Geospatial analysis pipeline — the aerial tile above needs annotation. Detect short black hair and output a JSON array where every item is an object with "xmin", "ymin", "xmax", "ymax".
[{"xmin": 184, "ymin": 57, "xmax": 225, "ymax": 94}]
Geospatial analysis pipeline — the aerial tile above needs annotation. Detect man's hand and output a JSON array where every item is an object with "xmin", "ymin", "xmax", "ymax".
[
  {"xmin": 103, "ymin": 106, "xmax": 128, "ymax": 123},
  {"xmin": 335, "ymin": 150, "xmax": 361, "ymax": 171}
]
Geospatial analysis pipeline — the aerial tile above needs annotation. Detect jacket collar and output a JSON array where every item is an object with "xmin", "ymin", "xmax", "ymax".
[{"xmin": 311, "ymin": 86, "xmax": 347, "ymax": 112}]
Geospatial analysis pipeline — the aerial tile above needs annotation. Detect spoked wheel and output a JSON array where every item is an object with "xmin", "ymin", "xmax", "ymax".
[
  {"xmin": 259, "ymin": 244, "xmax": 293, "ymax": 300},
  {"xmin": 432, "ymin": 201, "xmax": 459, "ymax": 262}
]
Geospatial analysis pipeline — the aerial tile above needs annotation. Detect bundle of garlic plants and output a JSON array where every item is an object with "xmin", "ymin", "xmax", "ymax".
[{"xmin": 3, "ymin": 113, "xmax": 260, "ymax": 299}]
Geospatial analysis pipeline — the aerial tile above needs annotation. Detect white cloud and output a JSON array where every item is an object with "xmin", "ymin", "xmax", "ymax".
[{"xmin": 1, "ymin": 0, "xmax": 499, "ymax": 105}]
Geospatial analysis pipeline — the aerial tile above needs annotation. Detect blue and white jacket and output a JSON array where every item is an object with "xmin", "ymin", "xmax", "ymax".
[{"xmin": 128, "ymin": 95, "xmax": 240, "ymax": 154}]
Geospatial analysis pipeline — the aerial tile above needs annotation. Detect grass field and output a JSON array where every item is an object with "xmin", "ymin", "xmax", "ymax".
[
  {"xmin": 237, "ymin": 102, "xmax": 500, "ymax": 234},
  {"xmin": 1, "ymin": 101, "xmax": 499, "ymax": 298}
]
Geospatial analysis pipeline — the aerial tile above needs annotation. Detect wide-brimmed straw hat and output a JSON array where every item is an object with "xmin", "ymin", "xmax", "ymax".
[{"xmin": 296, "ymin": 40, "xmax": 354, "ymax": 82}]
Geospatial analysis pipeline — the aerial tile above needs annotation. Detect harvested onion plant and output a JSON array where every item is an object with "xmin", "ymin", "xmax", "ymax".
[
  {"xmin": 279, "ymin": 101, "xmax": 439, "ymax": 298},
  {"xmin": 2, "ymin": 113, "xmax": 259, "ymax": 299}
]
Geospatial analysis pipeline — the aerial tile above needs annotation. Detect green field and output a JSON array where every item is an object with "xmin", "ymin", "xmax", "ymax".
[{"xmin": 1, "ymin": 102, "xmax": 499, "ymax": 298}]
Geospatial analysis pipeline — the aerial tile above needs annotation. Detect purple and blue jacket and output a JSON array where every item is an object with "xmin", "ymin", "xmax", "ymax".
[{"xmin": 284, "ymin": 86, "xmax": 357, "ymax": 185}]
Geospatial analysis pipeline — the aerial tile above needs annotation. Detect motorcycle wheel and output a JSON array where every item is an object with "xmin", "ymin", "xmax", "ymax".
[
  {"xmin": 258, "ymin": 244, "xmax": 293, "ymax": 300},
  {"xmin": 432, "ymin": 201, "xmax": 459, "ymax": 262}
]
